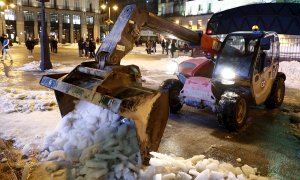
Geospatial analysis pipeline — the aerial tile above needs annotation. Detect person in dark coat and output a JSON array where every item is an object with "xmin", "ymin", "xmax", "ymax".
[
  {"xmin": 25, "ymin": 37, "xmax": 35, "ymax": 58},
  {"xmin": 161, "ymin": 40, "xmax": 165, "ymax": 54},
  {"xmin": 84, "ymin": 38, "xmax": 89, "ymax": 57},
  {"xmin": 89, "ymin": 38, "xmax": 96, "ymax": 58},
  {"xmin": 78, "ymin": 38, "xmax": 84, "ymax": 57},
  {"xmin": 52, "ymin": 38, "xmax": 58, "ymax": 53},
  {"xmin": 170, "ymin": 40, "xmax": 177, "ymax": 58},
  {"xmin": 49, "ymin": 36, "xmax": 54, "ymax": 52},
  {"xmin": 152, "ymin": 40, "xmax": 156, "ymax": 53},
  {"xmin": 165, "ymin": 40, "xmax": 170, "ymax": 55}
]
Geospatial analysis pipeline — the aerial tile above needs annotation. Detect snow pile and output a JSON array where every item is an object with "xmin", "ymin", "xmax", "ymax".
[
  {"xmin": 141, "ymin": 152, "xmax": 269, "ymax": 180},
  {"xmin": 41, "ymin": 100, "xmax": 141, "ymax": 179},
  {"xmin": 39, "ymin": 100, "xmax": 269, "ymax": 179},
  {"xmin": 279, "ymin": 61, "xmax": 300, "ymax": 89},
  {"xmin": 0, "ymin": 88, "xmax": 56, "ymax": 113},
  {"xmin": 0, "ymin": 110, "xmax": 60, "ymax": 154},
  {"xmin": 122, "ymin": 55, "xmax": 194, "ymax": 74},
  {"xmin": 14, "ymin": 61, "xmax": 61, "ymax": 72}
]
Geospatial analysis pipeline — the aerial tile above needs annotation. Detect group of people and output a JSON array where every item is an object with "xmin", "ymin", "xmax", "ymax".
[
  {"xmin": 146, "ymin": 40, "xmax": 157, "ymax": 54},
  {"xmin": 161, "ymin": 39, "xmax": 177, "ymax": 58},
  {"xmin": 78, "ymin": 38, "xmax": 97, "ymax": 58}
]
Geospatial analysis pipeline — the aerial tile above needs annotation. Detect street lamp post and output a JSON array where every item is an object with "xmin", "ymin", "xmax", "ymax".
[
  {"xmin": 101, "ymin": 4, "xmax": 118, "ymax": 33},
  {"xmin": 38, "ymin": 0, "xmax": 52, "ymax": 71},
  {"xmin": 0, "ymin": 12, "xmax": 4, "ymax": 34}
]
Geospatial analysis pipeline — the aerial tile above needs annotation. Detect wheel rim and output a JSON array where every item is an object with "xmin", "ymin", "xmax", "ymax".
[
  {"xmin": 276, "ymin": 84, "xmax": 284, "ymax": 103},
  {"xmin": 169, "ymin": 88, "xmax": 181, "ymax": 107},
  {"xmin": 236, "ymin": 99, "xmax": 246, "ymax": 124}
]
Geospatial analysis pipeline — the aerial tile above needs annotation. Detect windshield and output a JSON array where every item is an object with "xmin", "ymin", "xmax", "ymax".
[{"xmin": 214, "ymin": 34, "xmax": 260, "ymax": 79}]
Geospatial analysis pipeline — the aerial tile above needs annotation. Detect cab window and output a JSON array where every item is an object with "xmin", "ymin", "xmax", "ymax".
[{"xmin": 262, "ymin": 36, "xmax": 274, "ymax": 69}]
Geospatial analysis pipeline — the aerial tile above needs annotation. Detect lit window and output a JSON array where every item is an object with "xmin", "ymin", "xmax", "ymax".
[
  {"xmin": 5, "ymin": 9, "xmax": 16, "ymax": 20},
  {"xmin": 50, "ymin": 13, "xmax": 58, "ymax": 23},
  {"xmin": 63, "ymin": 14, "xmax": 70, "ymax": 23},
  {"xmin": 73, "ymin": 15, "xmax": 81, "ymax": 25},
  {"xmin": 188, "ymin": 20, "xmax": 193, "ymax": 29},
  {"xmin": 86, "ymin": 16, "xmax": 94, "ymax": 25}
]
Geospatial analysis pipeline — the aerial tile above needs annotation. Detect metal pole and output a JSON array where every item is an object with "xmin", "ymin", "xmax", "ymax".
[
  {"xmin": 1, "ymin": 15, "xmax": 3, "ymax": 34},
  {"xmin": 108, "ymin": 6, "xmax": 110, "ymax": 20},
  {"xmin": 39, "ymin": 0, "xmax": 52, "ymax": 71}
]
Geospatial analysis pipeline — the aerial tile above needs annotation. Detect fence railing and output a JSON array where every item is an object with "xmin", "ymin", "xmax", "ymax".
[{"xmin": 279, "ymin": 38, "xmax": 300, "ymax": 62}]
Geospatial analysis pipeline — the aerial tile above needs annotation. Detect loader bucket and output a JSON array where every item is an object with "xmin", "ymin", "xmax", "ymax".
[{"xmin": 40, "ymin": 62, "xmax": 169, "ymax": 164}]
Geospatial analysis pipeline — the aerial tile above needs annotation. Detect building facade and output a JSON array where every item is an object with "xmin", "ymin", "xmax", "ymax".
[
  {"xmin": 158, "ymin": 0, "xmax": 276, "ymax": 32},
  {"xmin": 1, "ymin": 0, "xmax": 103, "ymax": 43}
]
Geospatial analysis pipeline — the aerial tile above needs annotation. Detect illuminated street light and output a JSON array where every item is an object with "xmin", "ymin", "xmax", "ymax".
[
  {"xmin": 112, "ymin": 5, "xmax": 118, "ymax": 11},
  {"xmin": 101, "ymin": 4, "xmax": 118, "ymax": 32},
  {"xmin": 101, "ymin": 4, "xmax": 107, "ymax": 10},
  {"xmin": 9, "ymin": 3, "xmax": 15, "ymax": 8}
]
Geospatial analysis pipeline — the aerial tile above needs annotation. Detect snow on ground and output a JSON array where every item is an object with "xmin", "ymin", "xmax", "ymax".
[
  {"xmin": 122, "ymin": 54, "xmax": 194, "ymax": 75},
  {"xmin": 0, "ymin": 110, "xmax": 60, "ymax": 154},
  {"xmin": 0, "ymin": 88, "xmax": 56, "ymax": 113},
  {"xmin": 13, "ymin": 60, "xmax": 78, "ymax": 74},
  {"xmin": 279, "ymin": 61, "xmax": 300, "ymax": 89},
  {"xmin": 14, "ymin": 61, "xmax": 62, "ymax": 72},
  {"xmin": 141, "ymin": 152, "xmax": 269, "ymax": 180}
]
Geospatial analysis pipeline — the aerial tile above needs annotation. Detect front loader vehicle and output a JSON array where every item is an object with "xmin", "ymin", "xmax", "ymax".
[
  {"xmin": 162, "ymin": 31, "xmax": 286, "ymax": 131},
  {"xmin": 40, "ymin": 4, "xmax": 220, "ymax": 164}
]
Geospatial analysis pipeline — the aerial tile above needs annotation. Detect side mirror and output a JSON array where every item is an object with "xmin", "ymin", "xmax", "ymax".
[{"xmin": 260, "ymin": 38, "xmax": 271, "ymax": 50}]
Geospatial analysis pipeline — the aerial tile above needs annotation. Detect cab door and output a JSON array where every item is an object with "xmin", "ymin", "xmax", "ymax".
[{"xmin": 252, "ymin": 36, "xmax": 277, "ymax": 105}]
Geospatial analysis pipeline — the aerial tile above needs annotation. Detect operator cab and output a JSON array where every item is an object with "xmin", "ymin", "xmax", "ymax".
[{"xmin": 212, "ymin": 31, "xmax": 280, "ymax": 104}]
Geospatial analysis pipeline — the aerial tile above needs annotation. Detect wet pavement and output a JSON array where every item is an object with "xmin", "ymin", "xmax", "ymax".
[
  {"xmin": 159, "ymin": 89, "xmax": 300, "ymax": 179},
  {"xmin": 0, "ymin": 44, "xmax": 299, "ymax": 179}
]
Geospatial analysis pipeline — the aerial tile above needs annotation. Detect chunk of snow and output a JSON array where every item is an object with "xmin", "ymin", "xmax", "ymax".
[
  {"xmin": 162, "ymin": 173, "xmax": 176, "ymax": 180},
  {"xmin": 241, "ymin": 165, "xmax": 256, "ymax": 177},
  {"xmin": 178, "ymin": 171, "xmax": 192, "ymax": 180},
  {"xmin": 194, "ymin": 169, "xmax": 210, "ymax": 180}
]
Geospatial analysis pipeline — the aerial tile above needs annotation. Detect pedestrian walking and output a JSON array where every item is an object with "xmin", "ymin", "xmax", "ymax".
[
  {"xmin": 25, "ymin": 37, "xmax": 35, "ymax": 58},
  {"xmin": 49, "ymin": 36, "xmax": 54, "ymax": 52},
  {"xmin": 84, "ymin": 38, "xmax": 89, "ymax": 57},
  {"xmin": 152, "ymin": 40, "xmax": 156, "ymax": 53},
  {"xmin": 146, "ymin": 40, "xmax": 152, "ymax": 54},
  {"xmin": 89, "ymin": 38, "xmax": 96, "ymax": 58},
  {"xmin": 78, "ymin": 38, "xmax": 84, "ymax": 57},
  {"xmin": 53, "ymin": 38, "xmax": 58, "ymax": 53},
  {"xmin": 170, "ymin": 40, "xmax": 177, "ymax": 58},
  {"xmin": 1, "ymin": 35, "xmax": 13, "ymax": 62},
  {"xmin": 165, "ymin": 40, "xmax": 170, "ymax": 55},
  {"xmin": 161, "ymin": 40, "xmax": 165, "ymax": 54}
]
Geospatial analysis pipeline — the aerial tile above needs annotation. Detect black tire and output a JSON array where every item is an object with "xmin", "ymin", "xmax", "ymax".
[
  {"xmin": 265, "ymin": 77, "xmax": 285, "ymax": 109},
  {"xmin": 160, "ymin": 79, "xmax": 183, "ymax": 113},
  {"xmin": 218, "ymin": 92, "xmax": 248, "ymax": 131}
]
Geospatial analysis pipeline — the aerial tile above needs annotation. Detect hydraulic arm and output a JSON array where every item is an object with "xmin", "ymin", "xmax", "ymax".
[{"xmin": 96, "ymin": 4, "xmax": 220, "ymax": 69}]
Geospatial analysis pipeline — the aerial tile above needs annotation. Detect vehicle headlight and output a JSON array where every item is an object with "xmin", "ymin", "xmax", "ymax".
[
  {"xmin": 167, "ymin": 60, "xmax": 179, "ymax": 75},
  {"xmin": 221, "ymin": 68, "xmax": 236, "ymax": 85}
]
